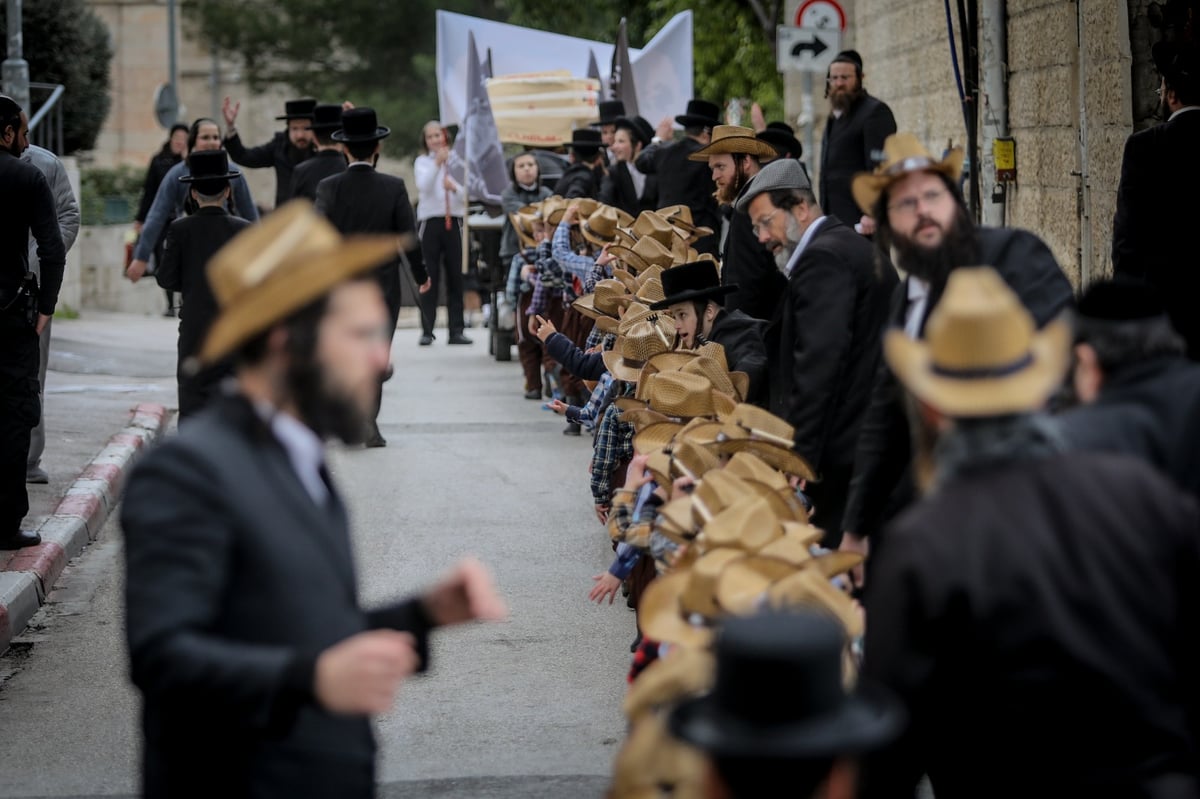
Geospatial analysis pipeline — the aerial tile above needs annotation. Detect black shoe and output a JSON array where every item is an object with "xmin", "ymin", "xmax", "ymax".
[
  {"xmin": 630, "ymin": 632, "xmax": 643, "ymax": 653},
  {"xmin": 382, "ymin": 364, "xmax": 395, "ymax": 382},
  {"xmin": 365, "ymin": 423, "xmax": 387, "ymax": 448},
  {"xmin": 563, "ymin": 422, "xmax": 581, "ymax": 436},
  {"xmin": 524, "ymin": 389, "xmax": 541, "ymax": 400},
  {"xmin": 447, "ymin": 333, "xmax": 474, "ymax": 345},
  {"xmin": 162, "ymin": 308, "xmax": 176, "ymax": 318},
  {"xmin": 0, "ymin": 530, "xmax": 42, "ymax": 550},
  {"xmin": 419, "ymin": 334, "xmax": 435, "ymax": 346},
  {"xmin": 26, "ymin": 466, "xmax": 49, "ymax": 484}
]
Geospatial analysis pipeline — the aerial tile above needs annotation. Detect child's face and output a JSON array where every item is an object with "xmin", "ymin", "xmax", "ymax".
[{"xmin": 513, "ymin": 155, "xmax": 539, "ymax": 186}]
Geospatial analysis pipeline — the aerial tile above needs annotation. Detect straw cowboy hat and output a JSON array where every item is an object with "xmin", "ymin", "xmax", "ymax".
[
  {"xmin": 572, "ymin": 279, "xmax": 628, "ymax": 334},
  {"xmin": 723, "ymin": 450, "xmax": 789, "ymax": 492},
  {"xmin": 618, "ymin": 211, "xmax": 690, "ymax": 259},
  {"xmin": 714, "ymin": 404, "xmax": 816, "ymax": 481},
  {"xmin": 850, "ymin": 132, "xmax": 965, "ymax": 216},
  {"xmin": 633, "ymin": 371, "xmax": 725, "ymax": 419},
  {"xmin": 702, "ymin": 495, "xmax": 786, "ymax": 553},
  {"xmin": 766, "ymin": 569, "xmax": 865, "ymax": 638},
  {"xmin": 688, "ymin": 124, "xmax": 779, "ymax": 162},
  {"xmin": 657, "ymin": 204, "xmax": 715, "ymax": 244},
  {"xmin": 602, "ymin": 311, "xmax": 677, "ymax": 382},
  {"xmin": 609, "ymin": 233, "xmax": 678, "ymax": 275},
  {"xmin": 623, "ymin": 647, "xmax": 715, "ymax": 722},
  {"xmin": 612, "ymin": 277, "xmax": 666, "ymax": 310},
  {"xmin": 611, "ymin": 714, "xmax": 707, "ymax": 799},
  {"xmin": 884, "ymin": 266, "xmax": 1070, "ymax": 417},
  {"xmin": 581, "ymin": 204, "xmax": 633, "ymax": 248},
  {"xmin": 199, "ymin": 200, "xmax": 401, "ymax": 364},
  {"xmin": 638, "ymin": 547, "xmax": 745, "ymax": 648},
  {"xmin": 508, "ymin": 208, "xmax": 540, "ymax": 250}
]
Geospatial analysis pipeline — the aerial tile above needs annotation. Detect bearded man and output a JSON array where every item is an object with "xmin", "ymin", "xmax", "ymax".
[
  {"xmin": 737, "ymin": 157, "xmax": 897, "ymax": 543},
  {"xmin": 837, "ymin": 133, "xmax": 1072, "ymax": 576},
  {"xmin": 820, "ymin": 51, "xmax": 897, "ymax": 233}
]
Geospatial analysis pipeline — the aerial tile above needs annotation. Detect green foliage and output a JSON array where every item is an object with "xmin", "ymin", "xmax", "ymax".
[
  {"xmin": 0, "ymin": 0, "xmax": 114, "ymax": 154},
  {"xmin": 79, "ymin": 166, "xmax": 144, "ymax": 225}
]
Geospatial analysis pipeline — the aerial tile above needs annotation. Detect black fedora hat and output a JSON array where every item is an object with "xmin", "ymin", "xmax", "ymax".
[
  {"xmin": 650, "ymin": 260, "xmax": 736, "ymax": 310},
  {"xmin": 179, "ymin": 149, "xmax": 241, "ymax": 184},
  {"xmin": 757, "ymin": 121, "xmax": 803, "ymax": 160},
  {"xmin": 669, "ymin": 611, "xmax": 903, "ymax": 759},
  {"xmin": 332, "ymin": 107, "xmax": 391, "ymax": 143},
  {"xmin": 275, "ymin": 98, "xmax": 318, "ymax": 121},
  {"xmin": 1153, "ymin": 41, "xmax": 1198, "ymax": 93},
  {"xmin": 309, "ymin": 103, "xmax": 344, "ymax": 134},
  {"xmin": 592, "ymin": 100, "xmax": 626, "ymax": 127},
  {"xmin": 562, "ymin": 127, "xmax": 604, "ymax": 150},
  {"xmin": 675, "ymin": 99, "xmax": 721, "ymax": 129},
  {"xmin": 614, "ymin": 115, "xmax": 654, "ymax": 148}
]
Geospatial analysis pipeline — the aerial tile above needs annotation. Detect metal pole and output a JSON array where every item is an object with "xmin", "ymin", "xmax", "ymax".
[
  {"xmin": 3, "ymin": 0, "xmax": 30, "ymax": 111},
  {"xmin": 802, "ymin": 72, "xmax": 814, "ymax": 174},
  {"xmin": 979, "ymin": 0, "xmax": 1008, "ymax": 228},
  {"xmin": 167, "ymin": 0, "xmax": 178, "ymax": 99}
]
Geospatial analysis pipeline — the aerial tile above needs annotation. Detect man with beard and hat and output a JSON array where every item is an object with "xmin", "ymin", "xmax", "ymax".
[
  {"xmin": 691, "ymin": 125, "xmax": 785, "ymax": 321},
  {"xmin": 599, "ymin": 115, "xmax": 658, "ymax": 217},
  {"xmin": 592, "ymin": 99, "xmax": 625, "ymax": 166},
  {"xmin": 650, "ymin": 259, "xmax": 768, "ymax": 405},
  {"xmin": 0, "ymin": 94, "xmax": 66, "ymax": 550},
  {"xmin": 860, "ymin": 267, "xmax": 1200, "ymax": 799},
  {"xmin": 736, "ymin": 157, "xmax": 897, "ymax": 543},
  {"xmin": 555, "ymin": 129, "xmax": 606, "ymax": 199},
  {"xmin": 837, "ymin": 133, "xmax": 1072, "ymax": 573},
  {"xmin": 155, "ymin": 149, "xmax": 251, "ymax": 420},
  {"xmin": 120, "ymin": 201, "xmax": 507, "ymax": 799},
  {"xmin": 1112, "ymin": 42, "xmax": 1200, "ymax": 359},
  {"xmin": 222, "ymin": 96, "xmax": 316, "ymax": 209},
  {"xmin": 669, "ymin": 611, "xmax": 902, "ymax": 799},
  {"xmin": 315, "ymin": 108, "xmax": 431, "ymax": 447},
  {"xmin": 1060, "ymin": 277, "xmax": 1200, "ymax": 503},
  {"xmin": 636, "ymin": 99, "xmax": 722, "ymax": 256},
  {"xmin": 820, "ymin": 51, "xmax": 897, "ymax": 233},
  {"xmin": 289, "ymin": 104, "xmax": 347, "ymax": 201}
]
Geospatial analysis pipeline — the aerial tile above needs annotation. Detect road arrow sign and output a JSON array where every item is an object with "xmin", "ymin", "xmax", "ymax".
[{"xmin": 777, "ymin": 26, "xmax": 842, "ymax": 73}]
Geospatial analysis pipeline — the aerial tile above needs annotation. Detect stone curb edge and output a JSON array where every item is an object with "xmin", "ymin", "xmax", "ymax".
[{"xmin": 0, "ymin": 403, "xmax": 169, "ymax": 653}]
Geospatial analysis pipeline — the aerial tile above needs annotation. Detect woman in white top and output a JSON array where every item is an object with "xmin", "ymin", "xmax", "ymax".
[{"xmin": 414, "ymin": 121, "xmax": 472, "ymax": 346}]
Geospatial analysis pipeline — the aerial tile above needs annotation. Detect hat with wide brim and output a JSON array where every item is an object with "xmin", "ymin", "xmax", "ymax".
[
  {"xmin": 614, "ymin": 115, "xmax": 655, "ymax": 148},
  {"xmin": 757, "ymin": 124, "xmax": 803, "ymax": 159},
  {"xmin": 275, "ymin": 97, "xmax": 318, "ymax": 121},
  {"xmin": 851, "ymin": 132, "xmax": 964, "ymax": 215},
  {"xmin": 179, "ymin": 149, "xmax": 242, "ymax": 183},
  {"xmin": 592, "ymin": 100, "xmax": 627, "ymax": 127},
  {"xmin": 331, "ymin": 107, "xmax": 391, "ymax": 143},
  {"xmin": 639, "ymin": 548, "xmax": 746, "ymax": 648},
  {"xmin": 650, "ymin": 260, "xmax": 737, "ymax": 310},
  {"xmin": 199, "ymin": 200, "xmax": 401, "ymax": 365},
  {"xmin": 657, "ymin": 205, "xmax": 716, "ymax": 244},
  {"xmin": 883, "ymin": 267, "xmax": 1070, "ymax": 417},
  {"xmin": 309, "ymin": 103, "xmax": 344, "ymax": 133},
  {"xmin": 674, "ymin": 99, "xmax": 722, "ymax": 129},
  {"xmin": 623, "ymin": 647, "xmax": 715, "ymax": 722},
  {"xmin": 688, "ymin": 125, "xmax": 779, "ymax": 162}
]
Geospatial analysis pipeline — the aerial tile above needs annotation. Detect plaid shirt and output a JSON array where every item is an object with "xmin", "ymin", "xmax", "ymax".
[
  {"xmin": 590, "ymin": 381, "xmax": 636, "ymax": 505},
  {"xmin": 566, "ymin": 372, "xmax": 614, "ymax": 426},
  {"xmin": 608, "ymin": 483, "xmax": 658, "ymax": 551},
  {"xmin": 527, "ymin": 240, "xmax": 565, "ymax": 317},
  {"xmin": 552, "ymin": 221, "xmax": 597, "ymax": 283},
  {"xmin": 584, "ymin": 259, "xmax": 612, "ymax": 295}
]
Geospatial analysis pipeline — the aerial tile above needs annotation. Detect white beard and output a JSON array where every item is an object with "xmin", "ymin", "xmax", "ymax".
[{"xmin": 774, "ymin": 215, "xmax": 806, "ymax": 274}]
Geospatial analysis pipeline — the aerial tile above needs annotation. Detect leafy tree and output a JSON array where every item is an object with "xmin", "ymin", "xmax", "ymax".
[{"xmin": 0, "ymin": 0, "xmax": 114, "ymax": 154}]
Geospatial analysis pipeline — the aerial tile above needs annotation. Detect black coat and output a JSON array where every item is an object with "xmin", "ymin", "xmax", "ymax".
[
  {"xmin": 862, "ymin": 451, "xmax": 1200, "ymax": 799},
  {"xmin": 766, "ymin": 217, "xmax": 897, "ymax": 535},
  {"xmin": 315, "ymin": 165, "xmax": 428, "ymax": 325},
  {"xmin": 1059, "ymin": 355, "xmax": 1200, "ymax": 503},
  {"xmin": 706, "ymin": 308, "xmax": 768, "ymax": 407},
  {"xmin": 719, "ymin": 184, "xmax": 787, "ymax": 321},
  {"xmin": 636, "ymin": 138, "xmax": 721, "ymax": 256},
  {"xmin": 155, "ymin": 206, "xmax": 251, "ymax": 417},
  {"xmin": 224, "ymin": 130, "xmax": 313, "ymax": 209},
  {"xmin": 553, "ymin": 162, "xmax": 601, "ymax": 199},
  {"xmin": 121, "ymin": 396, "xmax": 434, "ymax": 799},
  {"xmin": 0, "ymin": 150, "xmax": 65, "ymax": 316},
  {"xmin": 598, "ymin": 161, "xmax": 658, "ymax": 218},
  {"xmin": 289, "ymin": 150, "xmax": 347, "ymax": 202},
  {"xmin": 1112, "ymin": 110, "xmax": 1200, "ymax": 359},
  {"xmin": 841, "ymin": 226, "xmax": 1074, "ymax": 538},
  {"xmin": 819, "ymin": 93, "xmax": 897, "ymax": 227}
]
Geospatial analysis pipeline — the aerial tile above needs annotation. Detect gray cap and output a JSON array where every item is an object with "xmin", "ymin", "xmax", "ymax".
[{"xmin": 734, "ymin": 158, "xmax": 811, "ymax": 214}]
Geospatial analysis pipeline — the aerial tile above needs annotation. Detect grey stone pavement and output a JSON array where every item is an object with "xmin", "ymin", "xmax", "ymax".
[{"xmin": 0, "ymin": 310, "xmax": 631, "ymax": 798}]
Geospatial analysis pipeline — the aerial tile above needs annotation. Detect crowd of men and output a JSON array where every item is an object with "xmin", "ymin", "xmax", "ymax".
[{"xmin": 0, "ymin": 36, "xmax": 1198, "ymax": 799}]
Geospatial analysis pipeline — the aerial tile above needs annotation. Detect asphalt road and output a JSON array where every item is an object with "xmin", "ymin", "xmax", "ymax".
[{"xmin": 0, "ymin": 318, "xmax": 631, "ymax": 798}]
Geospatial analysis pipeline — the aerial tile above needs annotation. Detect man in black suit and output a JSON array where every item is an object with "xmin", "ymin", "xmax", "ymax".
[
  {"xmin": 121, "ymin": 202, "xmax": 506, "ymax": 799},
  {"xmin": 1061, "ymin": 278, "xmax": 1200, "ymax": 503},
  {"xmin": 554, "ymin": 128, "xmax": 605, "ymax": 199},
  {"xmin": 315, "ymin": 107, "xmax": 430, "ymax": 448},
  {"xmin": 636, "ymin": 99, "xmax": 722, "ymax": 256},
  {"xmin": 737, "ymin": 157, "xmax": 898, "ymax": 543},
  {"xmin": 289, "ymin": 104, "xmax": 347, "ymax": 201},
  {"xmin": 155, "ymin": 149, "xmax": 252, "ymax": 419},
  {"xmin": 820, "ymin": 51, "xmax": 896, "ymax": 232},
  {"xmin": 837, "ymin": 133, "xmax": 1072, "ymax": 577},
  {"xmin": 0, "ymin": 95, "xmax": 66, "ymax": 550},
  {"xmin": 599, "ymin": 115, "xmax": 658, "ymax": 216},
  {"xmin": 1112, "ymin": 42, "xmax": 1200, "ymax": 358},
  {"xmin": 222, "ymin": 96, "xmax": 316, "ymax": 209}
]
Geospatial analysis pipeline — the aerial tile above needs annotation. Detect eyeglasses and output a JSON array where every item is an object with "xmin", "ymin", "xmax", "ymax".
[
  {"xmin": 887, "ymin": 187, "xmax": 950, "ymax": 217},
  {"xmin": 751, "ymin": 209, "xmax": 782, "ymax": 236}
]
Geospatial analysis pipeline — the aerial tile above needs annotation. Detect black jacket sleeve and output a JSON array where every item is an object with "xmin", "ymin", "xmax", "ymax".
[
  {"xmin": 155, "ymin": 219, "xmax": 184, "ymax": 292},
  {"xmin": 545, "ymin": 331, "xmax": 607, "ymax": 380},
  {"xmin": 224, "ymin": 131, "xmax": 279, "ymax": 169},
  {"xmin": 29, "ymin": 171, "xmax": 66, "ymax": 315}
]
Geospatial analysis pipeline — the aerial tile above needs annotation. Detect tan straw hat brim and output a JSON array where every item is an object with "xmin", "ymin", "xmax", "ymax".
[
  {"xmin": 689, "ymin": 136, "xmax": 779, "ymax": 162},
  {"xmin": 883, "ymin": 316, "xmax": 1071, "ymax": 417},
  {"xmin": 851, "ymin": 147, "xmax": 965, "ymax": 215},
  {"xmin": 639, "ymin": 572, "xmax": 715, "ymax": 649}
]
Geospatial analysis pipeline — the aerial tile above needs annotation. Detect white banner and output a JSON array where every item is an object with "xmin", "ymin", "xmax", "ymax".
[{"xmin": 436, "ymin": 11, "xmax": 694, "ymax": 132}]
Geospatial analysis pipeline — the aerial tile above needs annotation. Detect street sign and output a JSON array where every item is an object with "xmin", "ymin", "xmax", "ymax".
[
  {"xmin": 154, "ymin": 83, "xmax": 179, "ymax": 129},
  {"xmin": 777, "ymin": 26, "xmax": 842, "ymax": 73},
  {"xmin": 796, "ymin": 0, "xmax": 847, "ymax": 31}
]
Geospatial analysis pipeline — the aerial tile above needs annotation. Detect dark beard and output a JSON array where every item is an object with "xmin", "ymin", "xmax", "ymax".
[
  {"xmin": 830, "ymin": 86, "xmax": 864, "ymax": 112},
  {"xmin": 286, "ymin": 357, "xmax": 372, "ymax": 444},
  {"xmin": 714, "ymin": 161, "xmax": 748, "ymax": 206},
  {"xmin": 890, "ymin": 205, "xmax": 979, "ymax": 287}
]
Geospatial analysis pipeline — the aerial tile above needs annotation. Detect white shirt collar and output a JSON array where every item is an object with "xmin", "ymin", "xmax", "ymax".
[
  {"xmin": 904, "ymin": 277, "xmax": 931, "ymax": 339},
  {"xmin": 1169, "ymin": 105, "xmax": 1200, "ymax": 121},
  {"xmin": 254, "ymin": 401, "xmax": 330, "ymax": 505},
  {"xmin": 783, "ymin": 215, "xmax": 828, "ymax": 277}
]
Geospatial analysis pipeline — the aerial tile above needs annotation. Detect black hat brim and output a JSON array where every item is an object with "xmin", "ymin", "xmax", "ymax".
[
  {"xmin": 179, "ymin": 170, "xmax": 242, "ymax": 183},
  {"xmin": 675, "ymin": 114, "xmax": 720, "ymax": 128},
  {"xmin": 757, "ymin": 130, "xmax": 803, "ymax": 158},
  {"xmin": 614, "ymin": 116, "xmax": 652, "ymax": 147},
  {"xmin": 331, "ymin": 126, "xmax": 391, "ymax": 143},
  {"xmin": 649, "ymin": 284, "xmax": 737, "ymax": 311},
  {"xmin": 669, "ymin": 684, "xmax": 903, "ymax": 759}
]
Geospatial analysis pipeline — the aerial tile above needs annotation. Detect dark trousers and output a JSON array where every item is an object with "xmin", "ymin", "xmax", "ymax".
[
  {"xmin": 418, "ymin": 217, "xmax": 465, "ymax": 337},
  {"xmin": 516, "ymin": 291, "xmax": 543, "ymax": 392},
  {"xmin": 558, "ymin": 304, "xmax": 592, "ymax": 401},
  {"xmin": 1, "ymin": 314, "xmax": 40, "ymax": 535}
]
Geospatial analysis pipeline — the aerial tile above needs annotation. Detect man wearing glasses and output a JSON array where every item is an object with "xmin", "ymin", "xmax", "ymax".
[{"xmin": 735, "ymin": 157, "xmax": 897, "ymax": 544}]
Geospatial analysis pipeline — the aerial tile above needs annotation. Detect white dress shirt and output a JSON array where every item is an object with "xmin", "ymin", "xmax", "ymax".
[
  {"xmin": 255, "ymin": 402, "xmax": 329, "ymax": 505},
  {"xmin": 414, "ymin": 151, "xmax": 467, "ymax": 221}
]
